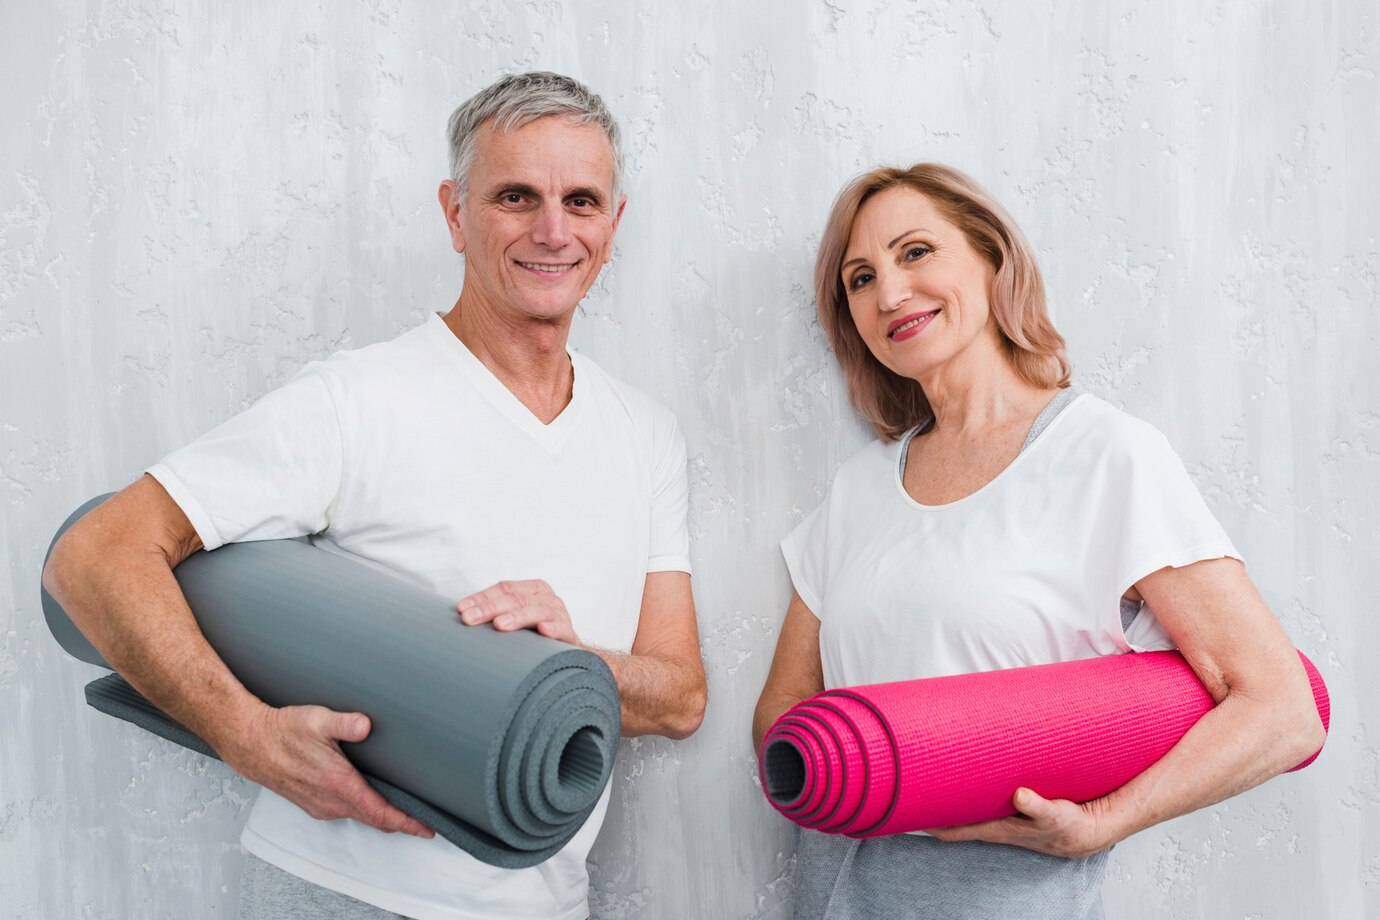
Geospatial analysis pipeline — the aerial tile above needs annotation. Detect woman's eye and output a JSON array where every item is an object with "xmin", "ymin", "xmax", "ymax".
[
  {"xmin": 847, "ymin": 271, "xmax": 874, "ymax": 291},
  {"xmin": 905, "ymin": 245, "xmax": 931, "ymax": 261}
]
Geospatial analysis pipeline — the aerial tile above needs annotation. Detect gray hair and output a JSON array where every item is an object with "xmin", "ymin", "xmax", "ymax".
[{"xmin": 447, "ymin": 71, "xmax": 625, "ymax": 204}]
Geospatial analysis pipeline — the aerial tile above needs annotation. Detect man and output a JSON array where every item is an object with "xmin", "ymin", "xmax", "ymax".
[{"xmin": 43, "ymin": 72, "xmax": 707, "ymax": 920}]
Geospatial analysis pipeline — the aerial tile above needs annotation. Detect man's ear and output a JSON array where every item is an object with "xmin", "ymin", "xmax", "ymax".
[
  {"xmin": 604, "ymin": 194, "xmax": 628, "ymax": 264},
  {"xmin": 611, "ymin": 194, "xmax": 627, "ymax": 235},
  {"xmin": 438, "ymin": 180, "xmax": 466, "ymax": 254}
]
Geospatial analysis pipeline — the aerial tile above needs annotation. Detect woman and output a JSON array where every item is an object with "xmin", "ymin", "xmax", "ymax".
[{"xmin": 752, "ymin": 163, "xmax": 1325, "ymax": 919}]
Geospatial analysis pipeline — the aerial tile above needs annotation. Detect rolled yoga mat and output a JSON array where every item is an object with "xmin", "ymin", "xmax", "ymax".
[
  {"xmin": 41, "ymin": 494, "xmax": 621, "ymax": 868},
  {"xmin": 759, "ymin": 650, "xmax": 1330, "ymax": 837}
]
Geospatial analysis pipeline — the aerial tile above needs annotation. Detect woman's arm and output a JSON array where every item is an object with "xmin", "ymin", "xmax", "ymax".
[
  {"xmin": 753, "ymin": 591, "xmax": 826, "ymax": 751},
  {"xmin": 928, "ymin": 557, "xmax": 1326, "ymax": 857}
]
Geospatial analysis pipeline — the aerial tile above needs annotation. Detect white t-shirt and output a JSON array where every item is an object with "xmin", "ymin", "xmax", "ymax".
[
  {"xmin": 148, "ymin": 313, "xmax": 691, "ymax": 920},
  {"xmin": 781, "ymin": 394, "xmax": 1240, "ymax": 690}
]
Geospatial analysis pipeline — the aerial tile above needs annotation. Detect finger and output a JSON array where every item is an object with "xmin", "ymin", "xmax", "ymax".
[
  {"xmin": 1011, "ymin": 787, "xmax": 1058, "ymax": 822},
  {"xmin": 533, "ymin": 618, "xmax": 579, "ymax": 643},
  {"xmin": 493, "ymin": 603, "xmax": 566, "ymax": 632},
  {"xmin": 344, "ymin": 772, "xmax": 435, "ymax": 838},
  {"xmin": 460, "ymin": 580, "xmax": 550, "ymax": 608},
  {"xmin": 457, "ymin": 581, "xmax": 546, "ymax": 623},
  {"xmin": 926, "ymin": 814, "xmax": 1031, "ymax": 843},
  {"xmin": 317, "ymin": 709, "xmax": 371, "ymax": 744}
]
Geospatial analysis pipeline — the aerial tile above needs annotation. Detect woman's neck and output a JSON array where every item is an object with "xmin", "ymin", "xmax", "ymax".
[{"xmin": 917, "ymin": 329, "xmax": 1055, "ymax": 436}]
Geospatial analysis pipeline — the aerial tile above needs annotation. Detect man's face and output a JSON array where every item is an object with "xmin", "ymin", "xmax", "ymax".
[{"xmin": 443, "ymin": 115, "xmax": 624, "ymax": 323}]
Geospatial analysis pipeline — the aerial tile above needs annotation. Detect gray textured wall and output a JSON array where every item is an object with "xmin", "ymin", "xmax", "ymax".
[{"xmin": 3, "ymin": 1, "xmax": 1376, "ymax": 917}]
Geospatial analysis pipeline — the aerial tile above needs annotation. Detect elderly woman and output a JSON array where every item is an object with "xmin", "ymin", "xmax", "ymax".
[{"xmin": 752, "ymin": 163, "xmax": 1325, "ymax": 919}]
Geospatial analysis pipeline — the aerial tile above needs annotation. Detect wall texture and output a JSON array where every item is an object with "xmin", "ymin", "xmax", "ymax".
[{"xmin": 2, "ymin": 1, "xmax": 1376, "ymax": 917}]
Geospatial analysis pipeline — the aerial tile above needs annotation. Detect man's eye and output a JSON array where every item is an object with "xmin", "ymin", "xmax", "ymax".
[
  {"xmin": 503, "ymin": 194, "xmax": 525, "ymax": 205},
  {"xmin": 847, "ymin": 271, "xmax": 874, "ymax": 291},
  {"xmin": 569, "ymin": 198, "xmax": 592, "ymax": 209}
]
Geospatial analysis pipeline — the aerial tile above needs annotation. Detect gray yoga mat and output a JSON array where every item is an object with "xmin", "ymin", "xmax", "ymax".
[{"xmin": 41, "ymin": 494, "xmax": 621, "ymax": 868}]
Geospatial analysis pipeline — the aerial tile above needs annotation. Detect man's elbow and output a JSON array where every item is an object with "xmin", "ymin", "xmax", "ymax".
[
  {"xmin": 42, "ymin": 526, "xmax": 87, "ymax": 611},
  {"xmin": 663, "ymin": 683, "xmax": 707, "ymax": 741}
]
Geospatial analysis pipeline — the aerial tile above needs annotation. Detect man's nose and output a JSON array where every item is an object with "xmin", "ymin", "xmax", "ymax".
[{"xmin": 531, "ymin": 202, "xmax": 573, "ymax": 249}]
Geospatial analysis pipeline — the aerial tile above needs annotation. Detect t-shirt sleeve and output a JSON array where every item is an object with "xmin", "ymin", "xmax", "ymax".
[
  {"xmin": 780, "ymin": 498, "xmax": 829, "ymax": 619},
  {"xmin": 146, "ymin": 365, "xmax": 343, "ymax": 551},
  {"xmin": 645, "ymin": 412, "xmax": 692, "ymax": 574},
  {"xmin": 1103, "ymin": 421, "xmax": 1242, "ymax": 650}
]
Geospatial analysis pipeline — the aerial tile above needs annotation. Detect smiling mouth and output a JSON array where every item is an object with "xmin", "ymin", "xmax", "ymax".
[
  {"xmin": 515, "ymin": 260, "xmax": 580, "ymax": 274},
  {"xmin": 888, "ymin": 309, "xmax": 941, "ymax": 339}
]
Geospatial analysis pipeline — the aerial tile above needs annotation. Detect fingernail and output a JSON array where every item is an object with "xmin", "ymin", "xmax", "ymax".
[
  {"xmin": 495, "ymin": 615, "xmax": 511, "ymax": 629},
  {"xmin": 353, "ymin": 718, "xmax": 367, "ymax": 735},
  {"xmin": 457, "ymin": 598, "xmax": 474, "ymax": 610},
  {"xmin": 1015, "ymin": 789, "xmax": 1029, "ymax": 807}
]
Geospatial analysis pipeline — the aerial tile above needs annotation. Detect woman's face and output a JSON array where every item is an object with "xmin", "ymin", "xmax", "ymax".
[{"xmin": 840, "ymin": 186, "xmax": 999, "ymax": 384}]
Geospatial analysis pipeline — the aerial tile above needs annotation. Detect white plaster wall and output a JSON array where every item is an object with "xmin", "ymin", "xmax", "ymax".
[{"xmin": 2, "ymin": 1, "xmax": 1376, "ymax": 917}]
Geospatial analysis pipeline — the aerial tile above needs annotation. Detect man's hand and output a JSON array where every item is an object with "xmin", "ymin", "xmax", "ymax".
[
  {"xmin": 926, "ymin": 788, "xmax": 1115, "ymax": 859},
  {"xmin": 457, "ymin": 580, "xmax": 581, "ymax": 645},
  {"xmin": 224, "ymin": 703, "xmax": 434, "ymax": 839},
  {"xmin": 459, "ymin": 572, "xmax": 705, "ymax": 739}
]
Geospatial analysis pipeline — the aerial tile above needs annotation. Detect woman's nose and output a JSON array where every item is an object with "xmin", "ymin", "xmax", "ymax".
[{"xmin": 875, "ymin": 269, "xmax": 912, "ymax": 313}]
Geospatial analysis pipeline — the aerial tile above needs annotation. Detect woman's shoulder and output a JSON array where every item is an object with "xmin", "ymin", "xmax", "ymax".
[
  {"xmin": 831, "ymin": 433, "xmax": 902, "ymax": 484},
  {"xmin": 1059, "ymin": 393, "xmax": 1179, "ymax": 465}
]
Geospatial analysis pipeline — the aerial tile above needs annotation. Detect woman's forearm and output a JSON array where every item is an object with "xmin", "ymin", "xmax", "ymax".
[{"xmin": 1093, "ymin": 673, "xmax": 1325, "ymax": 844}]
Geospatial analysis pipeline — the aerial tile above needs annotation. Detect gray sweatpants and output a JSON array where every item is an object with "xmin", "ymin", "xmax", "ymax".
[
  {"xmin": 236, "ymin": 855, "xmax": 408, "ymax": 920},
  {"xmin": 792, "ymin": 828, "xmax": 1109, "ymax": 920}
]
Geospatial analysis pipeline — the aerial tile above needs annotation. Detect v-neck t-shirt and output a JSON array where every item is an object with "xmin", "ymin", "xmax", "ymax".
[{"xmin": 149, "ymin": 313, "xmax": 691, "ymax": 920}]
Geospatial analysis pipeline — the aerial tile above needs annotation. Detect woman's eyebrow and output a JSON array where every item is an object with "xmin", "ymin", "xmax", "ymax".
[
  {"xmin": 887, "ymin": 228, "xmax": 929, "ymax": 248},
  {"xmin": 842, "ymin": 228, "xmax": 933, "ymax": 270}
]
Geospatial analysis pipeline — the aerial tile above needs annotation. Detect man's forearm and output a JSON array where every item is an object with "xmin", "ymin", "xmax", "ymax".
[
  {"xmin": 43, "ymin": 489, "xmax": 432, "ymax": 836},
  {"xmin": 46, "ymin": 535, "xmax": 264, "ymax": 755},
  {"xmin": 593, "ymin": 648, "xmax": 706, "ymax": 740}
]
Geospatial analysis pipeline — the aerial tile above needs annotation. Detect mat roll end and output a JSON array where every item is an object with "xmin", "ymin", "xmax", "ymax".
[
  {"xmin": 761, "ymin": 738, "xmax": 807, "ymax": 805},
  {"xmin": 557, "ymin": 727, "xmax": 607, "ymax": 796}
]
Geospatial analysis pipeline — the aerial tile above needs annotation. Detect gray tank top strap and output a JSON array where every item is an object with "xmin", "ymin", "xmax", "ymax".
[
  {"xmin": 1021, "ymin": 386, "xmax": 1080, "ymax": 451},
  {"xmin": 898, "ymin": 388, "xmax": 1080, "ymax": 479}
]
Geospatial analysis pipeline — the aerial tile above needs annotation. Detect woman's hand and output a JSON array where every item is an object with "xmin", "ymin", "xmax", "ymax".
[
  {"xmin": 934, "ymin": 557, "xmax": 1324, "ymax": 858},
  {"xmin": 927, "ymin": 787, "xmax": 1118, "ymax": 859}
]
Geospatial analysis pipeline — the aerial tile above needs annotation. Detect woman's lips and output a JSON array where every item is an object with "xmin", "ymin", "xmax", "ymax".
[{"xmin": 888, "ymin": 309, "xmax": 941, "ymax": 342}]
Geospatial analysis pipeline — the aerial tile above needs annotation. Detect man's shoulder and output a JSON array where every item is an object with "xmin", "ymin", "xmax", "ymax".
[
  {"xmin": 302, "ymin": 317, "xmax": 447, "ymax": 398},
  {"xmin": 318, "ymin": 317, "xmax": 437, "ymax": 373},
  {"xmin": 573, "ymin": 351, "xmax": 680, "ymax": 432}
]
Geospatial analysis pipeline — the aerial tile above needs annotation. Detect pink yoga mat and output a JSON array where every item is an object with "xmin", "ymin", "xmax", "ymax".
[{"xmin": 759, "ymin": 650, "xmax": 1330, "ymax": 836}]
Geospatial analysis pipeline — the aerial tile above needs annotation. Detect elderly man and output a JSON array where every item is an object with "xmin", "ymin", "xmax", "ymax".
[{"xmin": 43, "ymin": 72, "xmax": 706, "ymax": 920}]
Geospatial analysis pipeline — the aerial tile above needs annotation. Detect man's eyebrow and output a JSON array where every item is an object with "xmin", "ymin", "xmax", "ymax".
[
  {"xmin": 485, "ymin": 182, "xmax": 540, "ymax": 199},
  {"xmin": 840, "ymin": 229, "xmax": 932, "ymax": 271}
]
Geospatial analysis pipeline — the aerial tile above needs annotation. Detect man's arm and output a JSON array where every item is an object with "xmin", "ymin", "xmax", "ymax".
[
  {"xmin": 457, "ymin": 571, "xmax": 707, "ymax": 739},
  {"xmin": 41, "ymin": 475, "xmax": 432, "ymax": 838}
]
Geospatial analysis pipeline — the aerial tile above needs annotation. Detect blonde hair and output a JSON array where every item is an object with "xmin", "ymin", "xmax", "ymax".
[{"xmin": 814, "ymin": 163, "xmax": 1071, "ymax": 441}]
